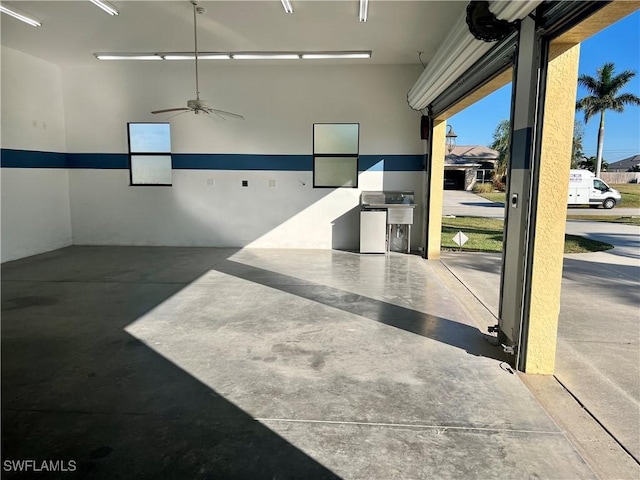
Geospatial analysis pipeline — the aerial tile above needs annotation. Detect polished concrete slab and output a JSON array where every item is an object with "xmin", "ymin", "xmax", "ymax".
[{"xmin": 1, "ymin": 246, "xmax": 596, "ymax": 478}]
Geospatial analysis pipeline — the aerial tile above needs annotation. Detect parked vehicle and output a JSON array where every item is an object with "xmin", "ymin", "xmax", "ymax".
[{"xmin": 567, "ymin": 169, "xmax": 621, "ymax": 209}]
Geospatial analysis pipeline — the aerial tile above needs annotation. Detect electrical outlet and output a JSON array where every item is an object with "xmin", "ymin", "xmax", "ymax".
[
  {"xmin": 207, "ymin": 179, "xmax": 214, "ymax": 186},
  {"xmin": 242, "ymin": 180, "xmax": 248, "ymax": 187}
]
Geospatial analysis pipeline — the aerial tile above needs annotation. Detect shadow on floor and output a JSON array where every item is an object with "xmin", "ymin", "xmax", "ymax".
[
  {"xmin": 1, "ymin": 247, "xmax": 339, "ymax": 479},
  {"xmin": 214, "ymin": 259, "xmax": 506, "ymax": 363}
]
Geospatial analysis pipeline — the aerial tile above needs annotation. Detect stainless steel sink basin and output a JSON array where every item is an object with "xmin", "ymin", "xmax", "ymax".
[
  {"xmin": 363, "ymin": 203, "xmax": 416, "ymax": 209},
  {"xmin": 361, "ymin": 191, "xmax": 415, "ymax": 209}
]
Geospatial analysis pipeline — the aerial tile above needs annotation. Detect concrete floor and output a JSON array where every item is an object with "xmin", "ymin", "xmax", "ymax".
[
  {"xmin": 1, "ymin": 246, "xmax": 597, "ymax": 479},
  {"xmin": 440, "ymin": 235, "xmax": 640, "ymax": 479}
]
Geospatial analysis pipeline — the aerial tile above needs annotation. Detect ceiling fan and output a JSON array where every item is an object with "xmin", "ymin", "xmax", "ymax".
[{"xmin": 151, "ymin": 1, "xmax": 244, "ymax": 121}]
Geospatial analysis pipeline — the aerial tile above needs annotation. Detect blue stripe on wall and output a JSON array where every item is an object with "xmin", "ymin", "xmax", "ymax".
[
  {"xmin": 173, "ymin": 154, "xmax": 313, "ymax": 171},
  {"xmin": 2, "ymin": 150, "xmax": 425, "ymax": 172},
  {"xmin": 359, "ymin": 155, "xmax": 425, "ymax": 172},
  {"xmin": 1, "ymin": 149, "xmax": 68, "ymax": 168},
  {"xmin": 67, "ymin": 153, "xmax": 128, "ymax": 169}
]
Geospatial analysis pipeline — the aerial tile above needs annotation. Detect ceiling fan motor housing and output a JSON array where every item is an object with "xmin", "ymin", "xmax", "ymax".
[
  {"xmin": 188, "ymin": 99, "xmax": 210, "ymax": 110},
  {"xmin": 191, "ymin": 1, "xmax": 206, "ymax": 14}
]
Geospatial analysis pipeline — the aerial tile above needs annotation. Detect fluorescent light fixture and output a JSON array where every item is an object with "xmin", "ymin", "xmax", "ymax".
[
  {"xmin": 95, "ymin": 54, "xmax": 161, "ymax": 60},
  {"xmin": 232, "ymin": 53, "xmax": 300, "ymax": 60},
  {"xmin": 90, "ymin": 0, "xmax": 119, "ymax": 16},
  {"xmin": 0, "ymin": 4, "xmax": 42, "ymax": 27},
  {"xmin": 95, "ymin": 51, "xmax": 372, "ymax": 61},
  {"xmin": 302, "ymin": 52, "xmax": 371, "ymax": 60},
  {"xmin": 163, "ymin": 53, "xmax": 231, "ymax": 60},
  {"xmin": 359, "ymin": 0, "xmax": 368, "ymax": 22},
  {"xmin": 280, "ymin": 0, "xmax": 293, "ymax": 14}
]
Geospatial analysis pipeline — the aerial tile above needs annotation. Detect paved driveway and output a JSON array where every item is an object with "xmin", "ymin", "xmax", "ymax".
[{"xmin": 440, "ymin": 190, "xmax": 640, "ymax": 463}]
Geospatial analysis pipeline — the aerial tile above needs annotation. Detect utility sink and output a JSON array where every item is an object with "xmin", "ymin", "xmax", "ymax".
[
  {"xmin": 360, "ymin": 191, "xmax": 415, "ymax": 253},
  {"xmin": 361, "ymin": 191, "xmax": 416, "ymax": 209}
]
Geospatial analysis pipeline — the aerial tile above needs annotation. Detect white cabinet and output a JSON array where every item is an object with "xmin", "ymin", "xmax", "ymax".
[{"xmin": 360, "ymin": 211, "xmax": 387, "ymax": 253}]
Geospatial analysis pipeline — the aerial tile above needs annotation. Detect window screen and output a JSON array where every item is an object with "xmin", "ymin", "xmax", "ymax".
[
  {"xmin": 128, "ymin": 123, "xmax": 172, "ymax": 186},
  {"xmin": 313, "ymin": 123, "xmax": 359, "ymax": 188}
]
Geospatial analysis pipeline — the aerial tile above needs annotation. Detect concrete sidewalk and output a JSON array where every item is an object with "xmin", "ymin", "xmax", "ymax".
[
  {"xmin": 440, "ymin": 234, "xmax": 640, "ymax": 478},
  {"xmin": 2, "ymin": 246, "xmax": 598, "ymax": 479}
]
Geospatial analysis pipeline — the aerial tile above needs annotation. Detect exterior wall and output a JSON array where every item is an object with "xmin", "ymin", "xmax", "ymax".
[
  {"xmin": 425, "ymin": 121, "xmax": 446, "ymax": 259},
  {"xmin": 1, "ymin": 47, "xmax": 72, "ymax": 262},
  {"xmin": 61, "ymin": 62, "xmax": 424, "ymax": 249},
  {"xmin": 526, "ymin": 43, "xmax": 580, "ymax": 374}
]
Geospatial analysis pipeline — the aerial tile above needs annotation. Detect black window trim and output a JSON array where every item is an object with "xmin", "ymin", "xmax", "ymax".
[{"xmin": 127, "ymin": 122, "xmax": 173, "ymax": 187}]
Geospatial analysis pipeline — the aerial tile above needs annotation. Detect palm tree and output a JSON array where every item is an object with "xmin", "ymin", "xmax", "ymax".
[
  {"xmin": 571, "ymin": 119, "xmax": 585, "ymax": 169},
  {"xmin": 578, "ymin": 155, "xmax": 608, "ymax": 173},
  {"xmin": 576, "ymin": 62, "xmax": 640, "ymax": 177},
  {"xmin": 489, "ymin": 119, "xmax": 510, "ymax": 181}
]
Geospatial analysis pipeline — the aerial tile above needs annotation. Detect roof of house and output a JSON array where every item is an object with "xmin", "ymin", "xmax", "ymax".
[
  {"xmin": 607, "ymin": 154, "xmax": 640, "ymax": 171},
  {"xmin": 445, "ymin": 145, "xmax": 499, "ymax": 167}
]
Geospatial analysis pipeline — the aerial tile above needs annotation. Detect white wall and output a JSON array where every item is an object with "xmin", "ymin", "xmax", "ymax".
[
  {"xmin": 61, "ymin": 62, "xmax": 423, "ymax": 155},
  {"xmin": 1, "ymin": 47, "xmax": 72, "ymax": 262},
  {"xmin": 68, "ymin": 168, "xmax": 424, "ymax": 250},
  {"xmin": 63, "ymin": 62, "xmax": 425, "ymax": 249}
]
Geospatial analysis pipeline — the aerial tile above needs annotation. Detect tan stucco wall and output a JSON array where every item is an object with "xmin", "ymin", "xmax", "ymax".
[
  {"xmin": 525, "ymin": 43, "xmax": 580, "ymax": 374},
  {"xmin": 426, "ymin": 121, "xmax": 446, "ymax": 259},
  {"xmin": 554, "ymin": 1, "xmax": 640, "ymax": 45}
]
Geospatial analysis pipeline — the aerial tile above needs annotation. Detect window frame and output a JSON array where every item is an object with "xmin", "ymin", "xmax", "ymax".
[
  {"xmin": 127, "ymin": 122, "xmax": 173, "ymax": 187},
  {"xmin": 312, "ymin": 122, "xmax": 360, "ymax": 189}
]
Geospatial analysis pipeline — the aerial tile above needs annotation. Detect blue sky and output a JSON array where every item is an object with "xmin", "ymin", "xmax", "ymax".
[{"xmin": 449, "ymin": 11, "xmax": 640, "ymax": 163}]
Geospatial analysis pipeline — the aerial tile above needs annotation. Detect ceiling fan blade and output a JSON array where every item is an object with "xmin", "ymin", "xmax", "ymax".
[
  {"xmin": 202, "ymin": 111, "xmax": 226, "ymax": 122},
  {"xmin": 151, "ymin": 107, "xmax": 191, "ymax": 114},
  {"xmin": 200, "ymin": 108, "xmax": 225, "ymax": 121},
  {"xmin": 166, "ymin": 110, "xmax": 191, "ymax": 120},
  {"xmin": 211, "ymin": 109, "xmax": 245, "ymax": 121}
]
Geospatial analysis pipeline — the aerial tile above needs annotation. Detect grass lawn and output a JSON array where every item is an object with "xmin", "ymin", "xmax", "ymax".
[
  {"xmin": 612, "ymin": 183, "xmax": 640, "ymax": 208},
  {"xmin": 566, "ymin": 215, "xmax": 640, "ymax": 226},
  {"xmin": 476, "ymin": 192, "xmax": 505, "ymax": 204},
  {"xmin": 441, "ymin": 216, "xmax": 613, "ymax": 254}
]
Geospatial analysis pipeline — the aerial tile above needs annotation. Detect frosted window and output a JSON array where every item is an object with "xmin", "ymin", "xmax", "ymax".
[
  {"xmin": 314, "ymin": 157, "xmax": 357, "ymax": 187},
  {"xmin": 313, "ymin": 123, "xmax": 359, "ymax": 188},
  {"xmin": 131, "ymin": 155, "xmax": 172, "ymax": 185},
  {"xmin": 128, "ymin": 122, "xmax": 172, "ymax": 186},
  {"xmin": 314, "ymin": 124, "xmax": 359, "ymax": 154},
  {"xmin": 129, "ymin": 123, "xmax": 171, "ymax": 152}
]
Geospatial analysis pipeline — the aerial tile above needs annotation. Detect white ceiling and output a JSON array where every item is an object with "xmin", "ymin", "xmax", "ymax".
[{"xmin": 0, "ymin": 1, "xmax": 467, "ymax": 66}]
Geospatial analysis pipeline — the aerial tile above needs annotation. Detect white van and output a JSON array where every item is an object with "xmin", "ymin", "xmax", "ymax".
[{"xmin": 568, "ymin": 169, "xmax": 621, "ymax": 209}]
